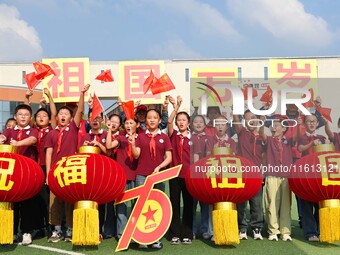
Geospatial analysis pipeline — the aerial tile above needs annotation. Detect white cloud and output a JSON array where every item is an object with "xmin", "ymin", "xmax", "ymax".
[
  {"xmin": 0, "ymin": 4, "xmax": 42, "ymax": 61},
  {"xmin": 148, "ymin": 38, "xmax": 201, "ymax": 59},
  {"xmin": 147, "ymin": 0, "xmax": 240, "ymax": 41},
  {"xmin": 228, "ymin": 0, "xmax": 334, "ymax": 48}
]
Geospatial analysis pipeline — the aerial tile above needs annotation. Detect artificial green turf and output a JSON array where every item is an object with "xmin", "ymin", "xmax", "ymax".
[{"xmin": 1, "ymin": 191, "xmax": 339, "ymax": 254}]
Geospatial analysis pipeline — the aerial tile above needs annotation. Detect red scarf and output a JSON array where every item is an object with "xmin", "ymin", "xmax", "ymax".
[
  {"xmin": 57, "ymin": 127, "xmax": 67, "ymax": 154},
  {"xmin": 147, "ymin": 133, "xmax": 156, "ymax": 160},
  {"xmin": 179, "ymin": 134, "xmax": 184, "ymax": 162},
  {"xmin": 16, "ymin": 129, "xmax": 23, "ymax": 141}
]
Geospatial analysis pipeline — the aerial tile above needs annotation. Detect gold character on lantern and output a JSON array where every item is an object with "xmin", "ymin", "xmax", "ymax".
[
  {"xmin": 54, "ymin": 155, "xmax": 90, "ymax": 187},
  {"xmin": 0, "ymin": 157, "xmax": 15, "ymax": 191},
  {"xmin": 318, "ymin": 153, "xmax": 340, "ymax": 186},
  {"xmin": 205, "ymin": 156, "xmax": 245, "ymax": 189}
]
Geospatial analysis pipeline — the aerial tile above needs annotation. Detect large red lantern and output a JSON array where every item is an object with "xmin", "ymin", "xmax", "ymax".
[
  {"xmin": 48, "ymin": 146, "xmax": 126, "ymax": 246},
  {"xmin": 289, "ymin": 144, "xmax": 340, "ymax": 243},
  {"xmin": 186, "ymin": 148, "xmax": 263, "ymax": 245},
  {"xmin": 0, "ymin": 145, "xmax": 44, "ymax": 244}
]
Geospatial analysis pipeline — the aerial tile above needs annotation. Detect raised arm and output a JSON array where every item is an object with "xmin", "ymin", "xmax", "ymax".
[
  {"xmin": 44, "ymin": 88, "xmax": 57, "ymax": 128},
  {"xmin": 323, "ymin": 117, "xmax": 334, "ymax": 141},
  {"xmin": 168, "ymin": 96, "xmax": 181, "ymax": 137},
  {"xmin": 292, "ymin": 116, "xmax": 302, "ymax": 143},
  {"xmin": 129, "ymin": 135, "xmax": 141, "ymax": 159},
  {"xmin": 259, "ymin": 115, "xmax": 267, "ymax": 143},
  {"xmin": 233, "ymin": 113, "xmax": 243, "ymax": 134},
  {"xmin": 74, "ymin": 84, "xmax": 90, "ymax": 127},
  {"xmin": 24, "ymin": 90, "xmax": 33, "ymax": 105}
]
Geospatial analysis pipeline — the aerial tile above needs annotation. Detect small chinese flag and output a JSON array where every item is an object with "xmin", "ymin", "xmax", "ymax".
[
  {"xmin": 95, "ymin": 70, "xmax": 114, "ymax": 82},
  {"xmin": 151, "ymin": 73, "xmax": 175, "ymax": 95},
  {"xmin": 33, "ymin": 61, "xmax": 56, "ymax": 80},
  {"xmin": 24, "ymin": 72, "xmax": 40, "ymax": 89},
  {"xmin": 242, "ymin": 84, "xmax": 258, "ymax": 100},
  {"xmin": 91, "ymin": 93, "xmax": 104, "ymax": 122},
  {"xmin": 121, "ymin": 100, "xmax": 135, "ymax": 120},
  {"xmin": 302, "ymin": 88, "xmax": 314, "ymax": 108},
  {"xmin": 260, "ymin": 86, "xmax": 273, "ymax": 104},
  {"xmin": 316, "ymin": 106, "xmax": 332, "ymax": 123},
  {"xmin": 143, "ymin": 70, "xmax": 155, "ymax": 94}
]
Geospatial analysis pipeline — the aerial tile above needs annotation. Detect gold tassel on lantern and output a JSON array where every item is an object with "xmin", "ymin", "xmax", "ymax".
[
  {"xmin": 319, "ymin": 199, "xmax": 340, "ymax": 243},
  {"xmin": 212, "ymin": 202, "xmax": 239, "ymax": 245},
  {"xmin": 73, "ymin": 200, "xmax": 99, "ymax": 246},
  {"xmin": 0, "ymin": 202, "xmax": 14, "ymax": 244}
]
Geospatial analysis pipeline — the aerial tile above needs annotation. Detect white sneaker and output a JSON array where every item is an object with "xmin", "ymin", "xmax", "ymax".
[
  {"xmin": 268, "ymin": 234, "xmax": 278, "ymax": 241},
  {"xmin": 22, "ymin": 233, "xmax": 32, "ymax": 246},
  {"xmin": 239, "ymin": 232, "xmax": 248, "ymax": 240},
  {"xmin": 282, "ymin": 234, "xmax": 292, "ymax": 241},
  {"xmin": 253, "ymin": 229, "xmax": 263, "ymax": 240}
]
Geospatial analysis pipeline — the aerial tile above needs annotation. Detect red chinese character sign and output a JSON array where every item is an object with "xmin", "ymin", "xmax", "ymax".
[
  {"xmin": 186, "ymin": 148, "xmax": 262, "ymax": 245},
  {"xmin": 114, "ymin": 165, "xmax": 181, "ymax": 252},
  {"xmin": 118, "ymin": 61, "xmax": 165, "ymax": 104},
  {"xmin": 42, "ymin": 58, "xmax": 90, "ymax": 103},
  {"xmin": 0, "ymin": 145, "xmax": 44, "ymax": 244},
  {"xmin": 289, "ymin": 144, "xmax": 340, "ymax": 243},
  {"xmin": 48, "ymin": 146, "xmax": 126, "ymax": 245}
]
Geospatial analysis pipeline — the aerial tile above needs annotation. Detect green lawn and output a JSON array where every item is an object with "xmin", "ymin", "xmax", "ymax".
[{"xmin": 1, "ymin": 197, "xmax": 339, "ymax": 254}]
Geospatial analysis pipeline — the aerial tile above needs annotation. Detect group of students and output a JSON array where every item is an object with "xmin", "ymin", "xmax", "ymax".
[{"xmin": 1, "ymin": 84, "xmax": 340, "ymax": 249}]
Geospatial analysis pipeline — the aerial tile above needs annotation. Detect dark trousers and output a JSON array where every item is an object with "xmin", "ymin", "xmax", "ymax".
[
  {"xmin": 300, "ymin": 199, "xmax": 319, "ymax": 238},
  {"xmin": 237, "ymin": 188, "xmax": 264, "ymax": 232},
  {"xmin": 168, "ymin": 177, "xmax": 193, "ymax": 240}
]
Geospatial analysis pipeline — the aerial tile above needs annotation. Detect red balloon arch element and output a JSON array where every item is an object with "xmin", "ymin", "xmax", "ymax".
[
  {"xmin": 289, "ymin": 144, "xmax": 340, "ymax": 243},
  {"xmin": 186, "ymin": 147, "xmax": 262, "ymax": 245},
  {"xmin": 48, "ymin": 146, "xmax": 126, "ymax": 246},
  {"xmin": 0, "ymin": 145, "xmax": 44, "ymax": 244}
]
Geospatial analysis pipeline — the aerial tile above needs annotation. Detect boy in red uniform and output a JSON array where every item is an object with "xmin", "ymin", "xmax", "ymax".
[
  {"xmin": 167, "ymin": 96, "xmax": 193, "ymax": 245},
  {"xmin": 131, "ymin": 108, "xmax": 172, "ymax": 249},
  {"xmin": 259, "ymin": 115, "xmax": 301, "ymax": 241},
  {"xmin": 233, "ymin": 110, "xmax": 264, "ymax": 240},
  {"xmin": 45, "ymin": 84, "xmax": 90, "ymax": 243},
  {"xmin": 298, "ymin": 114, "xmax": 327, "ymax": 242},
  {"xmin": 0, "ymin": 104, "xmax": 42, "ymax": 245}
]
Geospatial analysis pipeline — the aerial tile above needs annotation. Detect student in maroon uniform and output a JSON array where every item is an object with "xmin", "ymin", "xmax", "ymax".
[
  {"xmin": 107, "ymin": 112, "xmax": 140, "ymax": 241},
  {"xmin": 298, "ymin": 114, "xmax": 327, "ymax": 242},
  {"xmin": 166, "ymin": 96, "xmax": 193, "ymax": 245},
  {"xmin": 106, "ymin": 114, "xmax": 122, "ymax": 159},
  {"xmin": 45, "ymin": 84, "xmax": 90, "ymax": 243},
  {"xmin": 4, "ymin": 117, "xmax": 16, "ymax": 130},
  {"xmin": 209, "ymin": 114, "xmax": 236, "ymax": 153},
  {"xmin": 0, "ymin": 104, "xmax": 43, "ymax": 245},
  {"xmin": 259, "ymin": 115, "xmax": 301, "ymax": 241},
  {"xmin": 234, "ymin": 110, "xmax": 264, "ymax": 240},
  {"xmin": 191, "ymin": 115, "xmax": 213, "ymax": 241},
  {"xmin": 130, "ymin": 108, "xmax": 172, "ymax": 249},
  {"xmin": 325, "ymin": 117, "xmax": 340, "ymax": 152}
]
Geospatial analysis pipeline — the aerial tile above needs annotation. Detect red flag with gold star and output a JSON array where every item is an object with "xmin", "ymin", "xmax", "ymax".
[
  {"xmin": 143, "ymin": 69, "xmax": 155, "ymax": 94},
  {"xmin": 151, "ymin": 73, "xmax": 175, "ymax": 95},
  {"xmin": 90, "ymin": 93, "xmax": 104, "ymax": 122},
  {"xmin": 33, "ymin": 61, "xmax": 56, "ymax": 80},
  {"xmin": 121, "ymin": 100, "xmax": 135, "ymax": 120}
]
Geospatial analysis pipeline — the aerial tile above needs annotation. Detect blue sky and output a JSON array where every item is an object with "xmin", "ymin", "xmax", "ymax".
[{"xmin": 1, "ymin": 0, "xmax": 340, "ymax": 62}]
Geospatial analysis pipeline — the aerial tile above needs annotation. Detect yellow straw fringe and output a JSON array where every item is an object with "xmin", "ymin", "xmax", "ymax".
[
  {"xmin": 319, "ymin": 207, "xmax": 340, "ymax": 243},
  {"xmin": 212, "ymin": 207, "xmax": 240, "ymax": 245},
  {"xmin": 72, "ymin": 208, "xmax": 99, "ymax": 246},
  {"xmin": 0, "ymin": 209, "xmax": 14, "ymax": 244}
]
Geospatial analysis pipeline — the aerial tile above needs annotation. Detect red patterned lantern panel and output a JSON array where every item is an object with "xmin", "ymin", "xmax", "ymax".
[
  {"xmin": 186, "ymin": 153, "xmax": 262, "ymax": 245},
  {"xmin": 0, "ymin": 147, "xmax": 44, "ymax": 244},
  {"xmin": 289, "ymin": 145, "xmax": 340, "ymax": 243}
]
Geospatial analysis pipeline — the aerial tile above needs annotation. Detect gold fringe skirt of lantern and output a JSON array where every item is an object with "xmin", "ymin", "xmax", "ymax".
[
  {"xmin": 212, "ymin": 202, "xmax": 239, "ymax": 245},
  {"xmin": 72, "ymin": 200, "xmax": 99, "ymax": 246},
  {"xmin": 0, "ymin": 202, "xmax": 13, "ymax": 244},
  {"xmin": 319, "ymin": 199, "xmax": 340, "ymax": 243},
  {"xmin": 0, "ymin": 145, "xmax": 17, "ymax": 244}
]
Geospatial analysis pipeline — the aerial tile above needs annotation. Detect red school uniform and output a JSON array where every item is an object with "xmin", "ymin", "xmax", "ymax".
[
  {"xmin": 191, "ymin": 132, "xmax": 212, "ymax": 162},
  {"xmin": 298, "ymin": 132, "xmax": 326, "ymax": 157},
  {"xmin": 135, "ymin": 129, "xmax": 172, "ymax": 176},
  {"xmin": 208, "ymin": 134, "xmax": 237, "ymax": 154},
  {"xmin": 170, "ymin": 131, "xmax": 191, "ymax": 178},
  {"xmin": 237, "ymin": 128, "xmax": 263, "ymax": 166},
  {"xmin": 36, "ymin": 126, "xmax": 53, "ymax": 166},
  {"xmin": 79, "ymin": 129, "xmax": 107, "ymax": 150},
  {"xmin": 115, "ymin": 134, "xmax": 139, "ymax": 181},
  {"xmin": 265, "ymin": 136, "xmax": 294, "ymax": 177},
  {"xmin": 3, "ymin": 125, "xmax": 38, "ymax": 160},
  {"xmin": 44, "ymin": 120, "xmax": 79, "ymax": 165},
  {"xmin": 332, "ymin": 132, "xmax": 340, "ymax": 152}
]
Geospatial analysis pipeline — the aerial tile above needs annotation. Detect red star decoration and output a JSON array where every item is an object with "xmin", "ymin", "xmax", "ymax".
[{"xmin": 142, "ymin": 205, "xmax": 157, "ymax": 225}]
